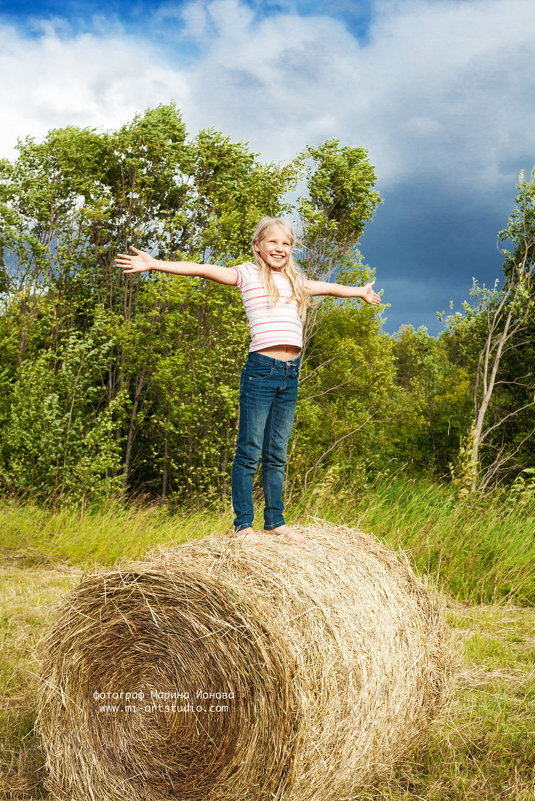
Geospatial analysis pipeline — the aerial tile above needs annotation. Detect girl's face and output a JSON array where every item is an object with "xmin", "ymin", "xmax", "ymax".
[{"xmin": 254, "ymin": 224, "xmax": 292, "ymax": 271}]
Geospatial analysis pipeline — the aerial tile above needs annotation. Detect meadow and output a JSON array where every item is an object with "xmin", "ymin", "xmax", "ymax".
[{"xmin": 1, "ymin": 479, "xmax": 534, "ymax": 800}]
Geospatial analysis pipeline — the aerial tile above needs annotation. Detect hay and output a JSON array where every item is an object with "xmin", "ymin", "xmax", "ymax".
[{"xmin": 37, "ymin": 522, "xmax": 454, "ymax": 801}]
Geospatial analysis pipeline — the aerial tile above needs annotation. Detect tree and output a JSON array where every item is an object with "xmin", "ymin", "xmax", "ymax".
[
  {"xmin": 0, "ymin": 311, "xmax": 126, "ymax": 505},
  {"xmin": 448, "ymin": 170, "xmax": 535, "ymax": 494},
  {"xmin": 0, "ymin": 106, "xmax": 304, "ymax": 503},
  {"xmin": 295, "ymin": 140, "xmax": 382, "ymax": 352},
  {"xmin": 393, "ymin": 325, "xmax": 473, "ymax": 477},
  {"xmin": 0, "ymin": 107, "xmax": 392, "ymax": 506}
]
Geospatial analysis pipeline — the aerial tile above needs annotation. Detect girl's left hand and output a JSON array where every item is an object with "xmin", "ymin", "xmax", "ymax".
[{"xmin": 362, "ymin": 280, "xmax": 381, "ymax": 306}]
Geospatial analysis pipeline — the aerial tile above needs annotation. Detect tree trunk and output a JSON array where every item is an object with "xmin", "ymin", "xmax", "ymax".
[
  {"xmin": 123, "ymin": 365, "xmax": 147, "ymax": 491},
  {"xmin": 469, "ymin": 307, "xmax": 513, "ymax": 492}
]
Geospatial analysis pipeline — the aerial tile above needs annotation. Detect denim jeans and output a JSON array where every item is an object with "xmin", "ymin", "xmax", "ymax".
[{"xmin": 232, "ymin": 351, "xmax": 301, "ymax": 532}]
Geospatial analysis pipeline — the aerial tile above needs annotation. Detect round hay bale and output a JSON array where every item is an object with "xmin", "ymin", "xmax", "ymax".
[{"xmin": 37, "ymin": 522, "xmax": 454, "ymax": 801}]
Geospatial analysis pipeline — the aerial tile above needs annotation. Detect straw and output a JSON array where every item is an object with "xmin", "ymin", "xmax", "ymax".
[{"xmin": 37, "ymin": 521, "xmax": 454, "ymax": 801}]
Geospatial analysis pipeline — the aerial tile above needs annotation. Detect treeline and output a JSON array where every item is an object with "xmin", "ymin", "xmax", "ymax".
[{"xmin": 0, "ymin": 105, "xmax": 533, "ymax": 506}]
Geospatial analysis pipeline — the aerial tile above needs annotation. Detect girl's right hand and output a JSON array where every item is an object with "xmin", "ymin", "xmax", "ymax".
[{"xmin": 115, "ymin": 246, "xmax": 155, "ymax": 273}]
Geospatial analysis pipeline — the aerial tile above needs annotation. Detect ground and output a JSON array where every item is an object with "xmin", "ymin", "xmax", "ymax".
[{"xmin": 0, "ymin": 565, "xmax": 534, "ymax": 801}]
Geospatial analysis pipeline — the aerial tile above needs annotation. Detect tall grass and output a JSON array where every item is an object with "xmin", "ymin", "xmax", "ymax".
[
  {"xmin": 1, "ymin": 477, "xmax": 534, "ymax": 603},
  {"xmin": 2, "ymin": 480, "xmax": 534, "ymax": 799},
  {"xmin": 296, "ymin": 476, "xmax": 535, "ymax": 604},
  {"xmin": 0, "ymin": 498, "xmax": 233, "ymax": 569}
]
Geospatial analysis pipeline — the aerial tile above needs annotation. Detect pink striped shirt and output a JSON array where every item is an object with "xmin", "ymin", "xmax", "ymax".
[{"xmin": 234, "ymin": 262, "xmax": 303, "ymax": 353}]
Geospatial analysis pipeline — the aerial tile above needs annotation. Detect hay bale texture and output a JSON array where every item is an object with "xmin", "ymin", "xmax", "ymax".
[{"xmin": 37, "ymin": 522, "xmax": 453, "ymax": 801}]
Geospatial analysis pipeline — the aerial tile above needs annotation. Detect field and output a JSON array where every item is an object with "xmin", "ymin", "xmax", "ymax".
[{"xmin": 1, "ymin": 483, "xmax": 534, "ymax": 800}]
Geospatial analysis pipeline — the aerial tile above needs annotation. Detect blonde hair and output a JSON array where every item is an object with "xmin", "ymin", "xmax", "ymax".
[{"xmin": 252, "ymin": 217, "xmax": 310, "ymax": 319}]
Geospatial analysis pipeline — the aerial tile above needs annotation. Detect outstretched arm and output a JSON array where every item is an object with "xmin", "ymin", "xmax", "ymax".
[
  {"xmin": 115, "ymin": 247, "xmax": 238, "ymax": 286},
  {"xmin": 304, "ymin": 278, "xmax": 381, "ymax": 305}
]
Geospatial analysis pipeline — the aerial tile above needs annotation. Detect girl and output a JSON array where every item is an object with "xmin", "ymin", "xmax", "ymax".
[{"xmin": 115, "ymin": 216, "xmax": 381, "ymax": 544}]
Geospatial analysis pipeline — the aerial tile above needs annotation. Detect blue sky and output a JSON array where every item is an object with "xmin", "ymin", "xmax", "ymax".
[{"xmin": 1, "ymin": 0, "xmax": 534, "ymax": 334}]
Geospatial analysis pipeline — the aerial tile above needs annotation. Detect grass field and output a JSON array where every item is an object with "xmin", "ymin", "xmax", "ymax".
[
  {"xmin": 1, "ymin": 477, "xmax": 534, "ymax": 603},
  {"xmin": 1, "ymin": 484, "xmax": 534, "ymax": 800}
]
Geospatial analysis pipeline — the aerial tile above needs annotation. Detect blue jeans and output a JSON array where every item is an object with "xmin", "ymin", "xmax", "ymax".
[{"xmin": 232, "ymin": 351, "xmax": 301, "ymax": 532}]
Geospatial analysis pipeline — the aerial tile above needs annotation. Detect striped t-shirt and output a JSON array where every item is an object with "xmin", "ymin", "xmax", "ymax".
[{"xmin": 234, "ymin": 262, "xmax": 303, "ymax": 352}]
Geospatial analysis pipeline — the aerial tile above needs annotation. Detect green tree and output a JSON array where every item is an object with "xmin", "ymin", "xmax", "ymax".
[
  {"xmin": 294, "ymin": 140, "xmax": 382, "ymax": 352},
  {"xmin": 113, "ymin": 277, "xmax": 249, "ymax": 502},
  {"xmin": 393, "ymin": 325, "xmax": 472, "ymax": 476},
  {"xmin": 0, "ymin": 107, "xmax": 395, "ymax": 507},
  {"xmin": 0, "ymin": 105, "xmax": 303, "ymax": 503},
  {"xmin": 445, "ymin": 170, "xmax": 535, "ymax": 494},
  {"xmin": 287, "ymin": 298, "xmax": 399, "ymax": 500},
  {"xmin": 0, "ymin": 313, "xmax": 126, "ymax": 505}
]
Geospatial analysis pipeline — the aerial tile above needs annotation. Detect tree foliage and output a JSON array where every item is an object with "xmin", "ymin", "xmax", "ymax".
[
  {"xmin": 444, "ymin": 170, "xmax": 535, "ymax": 494},
  {"xmin": 0, "ymin": 105, "xmax": 532, "ymax": 507}
]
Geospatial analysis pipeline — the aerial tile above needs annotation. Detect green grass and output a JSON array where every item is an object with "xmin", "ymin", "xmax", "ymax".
[
  {"xmin": 293, "ymin": 477, "xmax": 535, "ymax": 604},
  {"xmin": 0, "ymin": 498, "xmax": 234, "ymax": 569},
  {"xmin": 1, "ymin": 567, "xmax": 533, "ymax": 801},
  {"xmin": 1, "ymin": 477, "xmax": 534, "ymax": 603},
  {"xmin": 0, "ymin": 566, "xmax": 82, "ymax": 799},
  {"xmin": 357, "ymin": 602, "xmax": 535, "ymax": 801},
  {"xmin": 1, "ymin": 481, "xmax": 534, "ymax": 799}
]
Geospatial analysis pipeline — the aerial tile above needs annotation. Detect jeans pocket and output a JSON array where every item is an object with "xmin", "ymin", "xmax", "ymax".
[{"xmin": 246, "ymin": 362, "xmax": 276, "ymax": 382}]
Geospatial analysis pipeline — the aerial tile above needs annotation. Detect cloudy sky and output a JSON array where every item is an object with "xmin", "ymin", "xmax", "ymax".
[{"xmin": 1, "ymin": 0, "xmax": 534, "ymax": 333}]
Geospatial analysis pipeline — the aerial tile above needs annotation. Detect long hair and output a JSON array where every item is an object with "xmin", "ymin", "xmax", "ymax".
[{"xmin": 252, "ymin": 217, "xmax": 311, "ymax": 320}]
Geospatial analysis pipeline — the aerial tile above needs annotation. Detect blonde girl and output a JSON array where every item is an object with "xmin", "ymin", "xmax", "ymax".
[{"xmin": 116, "ymin": 216, "xmax": 381, "ymax": 544}]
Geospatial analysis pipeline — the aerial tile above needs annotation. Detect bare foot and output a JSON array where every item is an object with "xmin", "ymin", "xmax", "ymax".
[
  {"xmin": 264, "ymin": 524, "xmax": 306, "ymax": 543},
  {"xmin": 233, "ymin": 527, "xmax": 263, "ymax": 544}
]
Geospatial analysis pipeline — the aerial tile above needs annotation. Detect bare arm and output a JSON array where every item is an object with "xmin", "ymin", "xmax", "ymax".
[
  {"xmin": 115, "ymin": 247, "xmax": 238, "ymax": 286},
  {"xmin": 304, "ymin": 278, "xmax": 381, "ymax": 305}
]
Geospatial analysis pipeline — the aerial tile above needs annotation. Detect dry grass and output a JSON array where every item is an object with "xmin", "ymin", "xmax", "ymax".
[
  {"xmin": 2, "ymin": 539, "xmax": 533, "ymax": 800},
  {"xmin": 35, "ymin": 522, "xmax": 453, "ymax": 801},
  {"xmin": 0, "ymin": 565, "xmax": 83, "ymax": 799}
]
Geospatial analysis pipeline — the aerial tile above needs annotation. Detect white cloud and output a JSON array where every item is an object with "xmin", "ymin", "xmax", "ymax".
[
  {"xmin": 175, "ymin": 2, "xmax": 209, "ymax": 40},
  {"xmin": 1, "ymin": 0, "xmax": 532, "ymax": 332},
  {"xmin": 0, "ymin": 0, "xmax": 534, "ymax": 199},
  {"xmin": 362, "ymin": 0, "xmax": 535, "ymax": 185},
  {"xmin": 0, "ymin": 22, "xmax": 189, "ymax": 157},
  {"xmin": 153, "ymin": 0, "xmax": 533, "ymax": 198}
]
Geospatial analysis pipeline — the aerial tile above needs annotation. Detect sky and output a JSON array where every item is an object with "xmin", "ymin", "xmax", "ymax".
[{"xmin": 1, "ymin": 0, "xmax": 534, "ymax": 334}]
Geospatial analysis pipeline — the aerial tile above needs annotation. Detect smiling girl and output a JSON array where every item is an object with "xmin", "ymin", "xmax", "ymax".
[{"xmin": 115, "ymin": 216, "xmax": 381, "ymax": 544}]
